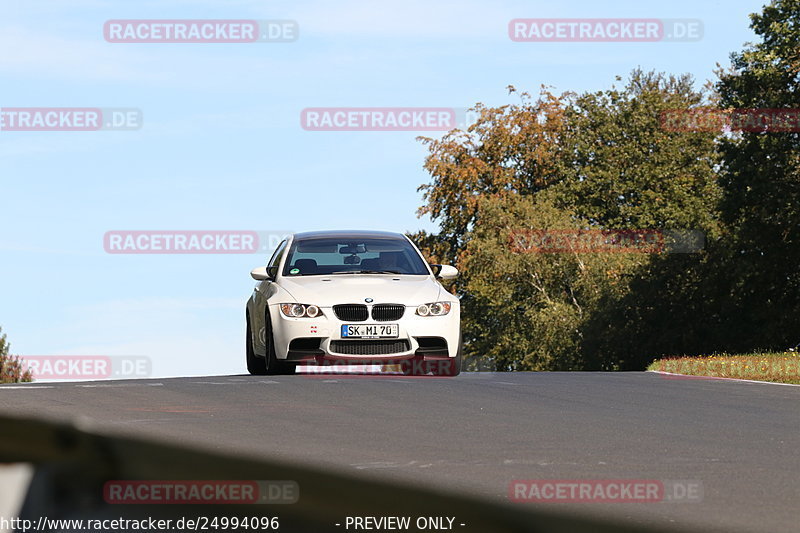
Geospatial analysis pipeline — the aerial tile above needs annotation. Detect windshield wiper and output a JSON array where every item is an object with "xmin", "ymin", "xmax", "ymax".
[{"xmin": 330, "ymin": 270, "xmax": 402, "ymax": 275}]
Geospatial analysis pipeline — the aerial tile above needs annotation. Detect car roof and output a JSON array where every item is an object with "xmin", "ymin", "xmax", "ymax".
[{"xmin": 292, "ymin": 230, "xmax": 408, "ymax": 241}]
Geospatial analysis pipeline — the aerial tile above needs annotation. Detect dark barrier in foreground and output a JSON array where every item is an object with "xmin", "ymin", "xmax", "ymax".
[{"xmin": 0, "ymin": 413, "xmax": 687, "ymax": 533}]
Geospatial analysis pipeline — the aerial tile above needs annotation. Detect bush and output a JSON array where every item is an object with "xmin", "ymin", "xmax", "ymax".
[{"xmin": 0, "ymin": 326, "xmax": 33, "ymax": 383}]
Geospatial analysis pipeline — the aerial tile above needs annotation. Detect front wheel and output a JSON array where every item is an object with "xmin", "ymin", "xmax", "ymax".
[{"xmin": 246, "ymin": 316, "xmax": 267, "ymax": 375}]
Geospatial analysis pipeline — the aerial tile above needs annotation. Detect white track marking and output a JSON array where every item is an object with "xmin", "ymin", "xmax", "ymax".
[{"xmin": 648, "ymin": 370, "xmax": 800, "ymax": 387}]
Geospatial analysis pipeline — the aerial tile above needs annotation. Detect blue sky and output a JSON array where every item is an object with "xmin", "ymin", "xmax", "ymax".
[{"xmin": 0, "ymin": 0, "xmax": 765, "ymax": 378}]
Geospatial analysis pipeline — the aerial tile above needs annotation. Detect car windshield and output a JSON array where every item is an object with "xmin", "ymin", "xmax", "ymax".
[{"xmin": 282, "ymin": 236, "xmax": 429, "ymax": 276}]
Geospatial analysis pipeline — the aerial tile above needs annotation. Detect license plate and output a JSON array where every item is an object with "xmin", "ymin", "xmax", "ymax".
[{"xmin": 341, "ymin": 324, "xmax": 399, "ymax": 339}]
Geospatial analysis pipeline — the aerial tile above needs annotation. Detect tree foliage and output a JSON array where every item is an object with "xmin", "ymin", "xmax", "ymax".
[
  {"xmin": 560, "ymin": 70, "xmax": 721, "ymax": 234},
  {"xmin": 415, "ymin": 69, "xmax": 721, "ymax": 370},
  {"xmin": 0, "ymin": 326, "xmax": 33, "ymax": 383},
  {"xmin": 714, "ymin": 0, "xmax": 800, "ymax": 348},
  {"xmin": 415, "ymin": 0, "xmax": 800, "ymax": 368},
  {"xmin": 458, "ymin": 192, "xmax": 644, "ymax": 370},
  {"xmin": 417, "ymin": 88, "xmax": 568, "ymax": 265}
]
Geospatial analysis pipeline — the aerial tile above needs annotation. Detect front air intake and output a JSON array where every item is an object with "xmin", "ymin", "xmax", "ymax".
[{"xmin": 329, "ymin": 340, "xmax": 411, "ymax": 355}]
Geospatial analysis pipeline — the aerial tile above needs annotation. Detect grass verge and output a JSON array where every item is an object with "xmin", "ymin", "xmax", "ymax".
[{"xmin": 648, "ymin": 352, "xmax": 800, "ymax": 384}]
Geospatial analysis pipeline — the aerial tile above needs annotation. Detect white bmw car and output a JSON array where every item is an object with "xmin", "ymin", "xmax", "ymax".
[{"xmin": 245, "ymin": 230, "xmax": 461, "ymax": 376}]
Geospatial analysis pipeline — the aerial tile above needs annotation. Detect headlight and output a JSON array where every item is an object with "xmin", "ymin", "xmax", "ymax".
[
  {"xmin": 280, "ymin": 303, "xmax": 324, "ymax": 318},
  {"xmin": 416, "ymin": 302, "xmax": 452, "ymax": 316}
]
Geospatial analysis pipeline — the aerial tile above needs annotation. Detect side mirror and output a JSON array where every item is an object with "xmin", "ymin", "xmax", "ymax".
[
  {"xmin": 252, "ymin": 266, "xmax": 279, "ymax": 280},
  {"xmin": 434, "ymin": 265, "xmax": 458, "ymax": 280},
  {"xmin": 250, "ymin": 267, "xmax": 269, "ymax": 281}
]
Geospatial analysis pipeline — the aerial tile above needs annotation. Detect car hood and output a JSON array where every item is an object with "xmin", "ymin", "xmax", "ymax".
[{"xmin": 278, "ymin": 275, "xmax": 443, "ymax": 307}]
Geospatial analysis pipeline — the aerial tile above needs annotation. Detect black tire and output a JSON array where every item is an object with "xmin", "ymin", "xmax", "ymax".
[
  {"xmin": 263, "ymin": 311, "xmax": 296, "ymax": 376},
  {"xmin": 246, "ymin": 315, "xmax": 267, "ymax": 375}
]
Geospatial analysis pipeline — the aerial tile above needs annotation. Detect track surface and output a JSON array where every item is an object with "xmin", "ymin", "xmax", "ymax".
[{"xmin": 2, "ymin": 372, "xmax": 799, "ymax": 532}]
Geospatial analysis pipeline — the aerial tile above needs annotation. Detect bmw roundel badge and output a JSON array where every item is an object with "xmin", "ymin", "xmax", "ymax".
[{"xmin": 365, "ymin": 298, "xmax": 373, "ymax": 303}]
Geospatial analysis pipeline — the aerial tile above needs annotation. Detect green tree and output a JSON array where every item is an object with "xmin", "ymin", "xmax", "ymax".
[
  {"xmin": 416, "ymin": 71, "xmax": 721, "ymax": 370},
  {"xmin": 416, "ymin": 88, "xmax": 568, "ymax": 266},
  {"xmin": 560, "ymin": 70, "xmax": 723, "ymax": 369},
  {"xmin": 560, "ymin": 69, "xmax": 721, "ymax": 234},
  {"xmin": 0, "ymin": 326, "xmax": 33, "ymax": 383},
  {"xmin": 458, "ymin": 192, "xmax": 643, "ymax": 370},
  {"xmin": 714, "ymin": 0, "xmax": 800, "ymax": 349}
]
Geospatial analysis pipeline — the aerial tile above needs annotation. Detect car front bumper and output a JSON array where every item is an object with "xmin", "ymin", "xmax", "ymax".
[{"xmin": 269, "ymin": 304, "xmax": 460, "ymax": 365}]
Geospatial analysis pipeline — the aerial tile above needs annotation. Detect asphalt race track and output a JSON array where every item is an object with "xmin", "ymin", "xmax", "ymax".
[{"xmin": 1, "ymin": 372, "xmax": 798, "ymax": 532}]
